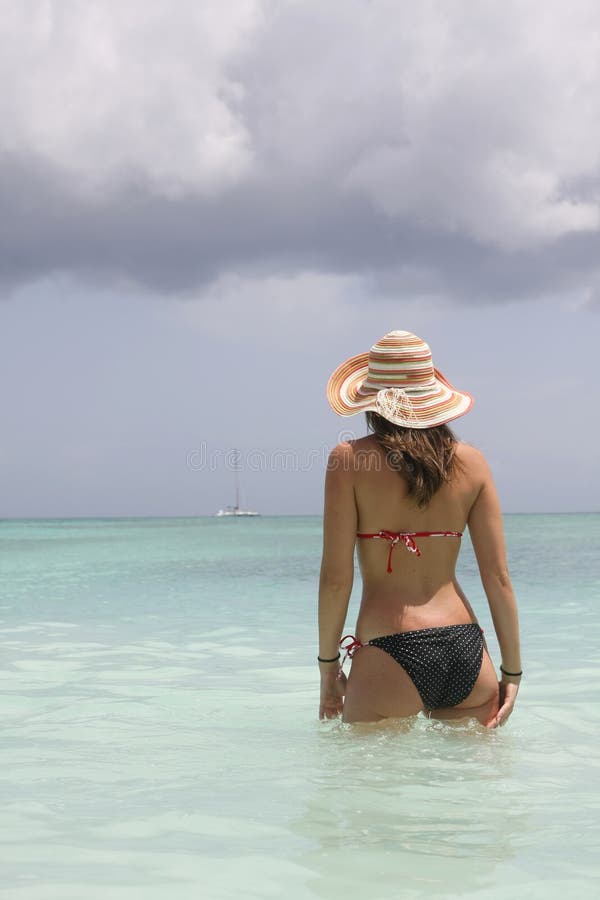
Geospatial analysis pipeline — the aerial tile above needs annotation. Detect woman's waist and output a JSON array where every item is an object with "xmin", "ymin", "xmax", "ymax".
[{"xmin": 355, "ymin": 591, "xmax": 476, "ymax": 640}]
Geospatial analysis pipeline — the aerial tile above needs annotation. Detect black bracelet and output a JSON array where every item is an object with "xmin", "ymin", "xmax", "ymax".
[
  {"xmin": 317, "ymin": 653, "xmax": 341, "ymax": 663},
  {"xmin": 500, "ymin": 664, "xmax": 523, "ymax": 677}
]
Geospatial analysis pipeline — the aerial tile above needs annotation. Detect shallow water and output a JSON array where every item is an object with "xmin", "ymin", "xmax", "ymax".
[{"xmin": 1, "ymin": 515, "xmax": 599, "ymax": 899}]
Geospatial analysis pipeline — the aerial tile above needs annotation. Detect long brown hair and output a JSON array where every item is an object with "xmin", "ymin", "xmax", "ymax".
[{"xmin": 366, "ymin": 411, "xmax": 462, "ymax": 508}]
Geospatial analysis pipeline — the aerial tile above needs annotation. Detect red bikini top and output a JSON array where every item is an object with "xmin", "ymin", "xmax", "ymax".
[{"xmin": 356, "ymin": 529, "xmax": 463, "ymax": 573}]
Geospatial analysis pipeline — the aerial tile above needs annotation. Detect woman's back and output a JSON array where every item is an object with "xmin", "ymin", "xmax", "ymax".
[{"xmin": 350, "ymin": 436, "xmax": 485, "ymax": 635}]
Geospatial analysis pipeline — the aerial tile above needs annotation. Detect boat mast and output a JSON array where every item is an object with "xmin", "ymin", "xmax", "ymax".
[{"xmin": 233, "ymin": 448, "xmax": 240, "ymax": 512}]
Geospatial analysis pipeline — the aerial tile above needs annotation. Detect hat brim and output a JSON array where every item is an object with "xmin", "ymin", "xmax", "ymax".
[{"xmin": 327, "ymin": 352, "xmax": 474, "ymax": 429}]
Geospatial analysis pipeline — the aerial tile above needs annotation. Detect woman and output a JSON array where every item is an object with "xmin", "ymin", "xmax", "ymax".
[{"xmin": 318, "ymin": 330, "xmax": 522, "ymax": 727}]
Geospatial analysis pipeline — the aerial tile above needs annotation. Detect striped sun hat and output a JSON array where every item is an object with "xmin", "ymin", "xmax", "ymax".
[{"xmin": 326, "ymin": 331, "xmax": 473, "ymax": 429}]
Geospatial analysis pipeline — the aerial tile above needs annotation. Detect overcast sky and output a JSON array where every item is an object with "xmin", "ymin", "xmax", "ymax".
[{"xmin": 1, "ymin": 0, "xmax": 599, "ymax": 517}]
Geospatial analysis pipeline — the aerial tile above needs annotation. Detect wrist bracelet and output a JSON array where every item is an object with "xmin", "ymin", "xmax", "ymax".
[
  {"xmin": 317, "ymin": 653, "xmax": 341, "ymax": 663},
  {"xmin": 500, "ymin": 664, "xmax": 523, "ymax": 677}
]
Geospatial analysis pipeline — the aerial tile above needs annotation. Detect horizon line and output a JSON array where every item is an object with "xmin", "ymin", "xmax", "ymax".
[{"xmin": 1, "ymin": 510, "xmax": 599, "ymax": 521}]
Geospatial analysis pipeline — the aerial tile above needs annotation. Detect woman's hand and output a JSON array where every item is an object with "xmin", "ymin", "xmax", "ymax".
[
  {"xmin": 319, "ymin": 666, "xmax": 347, "ymax": 719},
  {"xmin": 489, "ymin": 678, "xmax": 520, "ymax": 727}
]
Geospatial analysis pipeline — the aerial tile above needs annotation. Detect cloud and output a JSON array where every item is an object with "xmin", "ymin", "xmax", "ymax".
[
  {"xmin": 176, "ymin": 269, "xmax": 366, "ymax": 339},
  {"xmin": 2, "ymin": 0, "xmax": 600, "ymax": 302},
  {"xmin": 0, "ymin": 0, "xmax": 260, "ymax": 196}
]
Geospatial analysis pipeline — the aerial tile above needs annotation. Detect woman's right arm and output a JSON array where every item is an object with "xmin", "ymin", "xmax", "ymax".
[{"xmin": 467, "ymin": 450, "xmax": 522, "ymax": 726}]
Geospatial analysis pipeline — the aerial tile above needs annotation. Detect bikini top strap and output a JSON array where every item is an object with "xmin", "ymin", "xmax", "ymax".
[
  {"xmin": 355, "ymin": 530, "xmax": 462, "ymax": 573},
  {"xmin": 413, "ymin": 530, "xmax": 463, "ymax": 538},
  {"xmin": 356, "ymin": 530, "xmax": 421, "ymax": 572}
]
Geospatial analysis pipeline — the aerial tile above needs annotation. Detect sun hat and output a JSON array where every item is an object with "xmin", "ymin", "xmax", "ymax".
[{"xmin": 326, "ymin": 330, "xmax": 473, "ymax": 429}]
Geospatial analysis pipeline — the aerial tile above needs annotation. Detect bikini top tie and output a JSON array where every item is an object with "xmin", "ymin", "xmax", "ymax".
[{"xmin": 356, "ymin": 529, "xmax": 463, "ymax": 574}]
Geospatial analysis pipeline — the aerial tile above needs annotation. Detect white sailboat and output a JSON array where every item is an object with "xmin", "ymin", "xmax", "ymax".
[{"xmin": 214, "ymin": 449, "xmax": 260, "ymax": 517}]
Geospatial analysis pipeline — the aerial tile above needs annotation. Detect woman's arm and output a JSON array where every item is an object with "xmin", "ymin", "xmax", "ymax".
[
  {"xmin": 318, "ymin": 442, "xmax": 357, "ymax": 718},
  {"xmin": 467, "ymin": 451, "xmax": 522, "ymax": 724},
  {"xmin": 318, "ymin": 442, "xmax": 357, "ymax": 657}
]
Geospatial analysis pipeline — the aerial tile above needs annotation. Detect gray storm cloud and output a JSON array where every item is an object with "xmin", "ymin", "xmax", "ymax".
[{"xmin": 1, "ymin": 0, "xmax": 600, "ymax": 303}]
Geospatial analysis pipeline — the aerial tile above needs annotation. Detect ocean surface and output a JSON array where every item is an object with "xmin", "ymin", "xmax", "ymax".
[{"xmin": 1, "ymin": 514, "xmax": 599, "ymax": 899}]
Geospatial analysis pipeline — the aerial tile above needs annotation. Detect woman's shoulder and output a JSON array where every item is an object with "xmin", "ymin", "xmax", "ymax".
[
  {"xmin": 326, "ymin": 436, "xmax": 381, "ymax": 472},
  {"xmin": 454, "ymin": 441, "xmax": 492, "ymax": 478},
  {"xmin": 455, "ymin": 440, "xmax": 482, "ymax": 460}
]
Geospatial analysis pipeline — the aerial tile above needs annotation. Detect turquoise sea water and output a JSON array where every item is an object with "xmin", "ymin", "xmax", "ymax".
[{"xmin": 1, "ymin": 514, "xmax": 599, "ymax": 899}]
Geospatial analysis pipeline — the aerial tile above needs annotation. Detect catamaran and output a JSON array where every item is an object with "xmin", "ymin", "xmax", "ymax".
[{"xmin": 214, "ymin": 449, "xmax": 260, "ymax": 517}]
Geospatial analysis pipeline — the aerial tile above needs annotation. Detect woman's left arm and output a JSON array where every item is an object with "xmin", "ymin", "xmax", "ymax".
[{"xmin": 318, "ymin": 442, "xmax": 357, "ymax": 719}]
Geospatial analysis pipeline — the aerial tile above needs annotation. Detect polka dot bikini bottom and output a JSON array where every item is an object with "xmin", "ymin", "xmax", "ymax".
[{"xmin": 341, "ymin": 623, "xmax": 484, "ymax": 711}]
